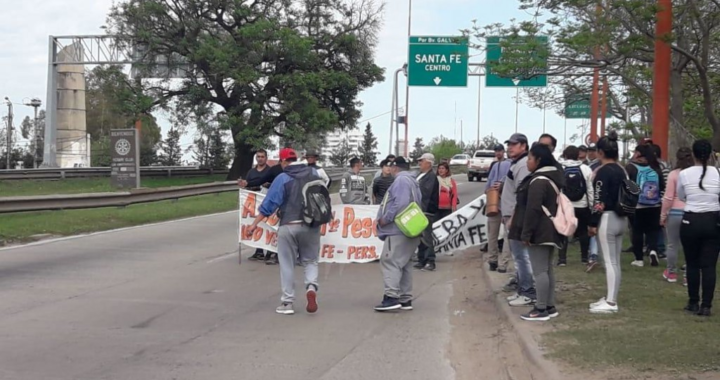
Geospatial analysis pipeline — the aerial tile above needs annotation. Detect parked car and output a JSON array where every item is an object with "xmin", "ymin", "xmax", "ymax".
[
  {"xmin": 467, "ymin": 150, "xmax": 495, "ymax": 182},
  {"xmin": 449, "ymin": 154, "xmax": 470, "ymax": 166}
]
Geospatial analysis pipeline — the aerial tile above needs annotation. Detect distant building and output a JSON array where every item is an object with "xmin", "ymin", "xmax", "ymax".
[{"xmin": 322, "ymin": 129, "xmax": 362, "ymax": 166}]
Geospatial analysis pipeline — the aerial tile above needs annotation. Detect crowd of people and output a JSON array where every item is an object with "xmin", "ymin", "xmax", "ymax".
[{"xmin": 239, "ymin": 132, "xmax": 720, "ymax": 320}]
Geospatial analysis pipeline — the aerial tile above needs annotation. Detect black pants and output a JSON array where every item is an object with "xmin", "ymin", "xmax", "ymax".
[
  {"xmin": 559, "ymin": 207, "xmax": 591, "ymax": 262},
  {"xmin": 418, "ymin": 211, "xmax": 449, "ymax": 265},
  {"xmin": 632, "ymin": 207, "xmax": 661, "ymax": 261},
  {"xmin": 680, "ymin": 212, "xmax": 720, "ymax": 308}
]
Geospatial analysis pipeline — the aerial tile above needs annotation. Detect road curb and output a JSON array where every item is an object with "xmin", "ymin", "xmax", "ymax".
[{"xmin": 478, "ymin": 261, "xmax": 564, "ymax": 380}]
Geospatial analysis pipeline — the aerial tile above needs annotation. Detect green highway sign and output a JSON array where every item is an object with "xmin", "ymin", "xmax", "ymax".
[
  {"xmin": 565, "ymin": 94, "xmax": 613, "ymax": 119},
  {"xmin": 486, "ymin": 36, "xmax": 548, "ymax": 87},
  {"xmin": 407, "ymin": 36, "xmax": 469, "ymax": 87}
]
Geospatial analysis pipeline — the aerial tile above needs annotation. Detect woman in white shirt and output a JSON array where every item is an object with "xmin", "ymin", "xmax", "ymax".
[{"xmin": 677, "ymin": 140, "xmax": 720, "ymax": 317}]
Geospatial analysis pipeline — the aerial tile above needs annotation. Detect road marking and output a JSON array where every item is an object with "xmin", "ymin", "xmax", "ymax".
[{"xmin": 206, "ymin": 252, "xmax": 237, "ymax": 264}]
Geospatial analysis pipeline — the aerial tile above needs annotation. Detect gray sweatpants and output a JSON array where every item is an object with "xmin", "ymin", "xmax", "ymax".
[
  {"xmin": 528, "ymin": 245, "xmax": 556, "ymax": 310},
  {"xmin": 380, "ymin": 234, "xmax": 421, "ymax": 302},
  {"xmin": 487, "ymin": 214, "xmax": 511, "ymax": 270},
  {"xmin": 665, "ymin": 212, "xmax": 683, "ymax": 272},
  {"xmin": 597, "ymin": 212, "xmax": 626, "ymax": 304},
  {"xmin": 278, "ymin": 224, "xmax": 321, "ymax": 304}
]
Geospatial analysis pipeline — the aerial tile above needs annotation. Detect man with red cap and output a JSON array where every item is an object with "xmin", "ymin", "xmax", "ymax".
[{"xmin": 247, "ymin": 148, "xmax": 324, "ymax": 315}]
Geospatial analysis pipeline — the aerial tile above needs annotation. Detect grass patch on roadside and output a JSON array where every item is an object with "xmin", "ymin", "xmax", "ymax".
[
  {"xmin": 0, "ymin": 192, "xmax": 238, "ymax": 243},
  {"xmin": 544, "ymin": 238, "xmax": 720, "ymax": 374},
  {"xmin": 0, "ymin": 175, "xmax": 228, "ymax": 197}
]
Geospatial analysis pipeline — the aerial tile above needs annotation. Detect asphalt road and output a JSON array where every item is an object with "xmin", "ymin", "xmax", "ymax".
[{"xmin": 0, "ymin": 176, "xmax": 528, "ymax": 380}]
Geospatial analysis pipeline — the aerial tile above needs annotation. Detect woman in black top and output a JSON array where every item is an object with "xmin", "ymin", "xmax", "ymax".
[{"xmin": 588, "ymin": 131, "xmax": 628, "ymax": 314}]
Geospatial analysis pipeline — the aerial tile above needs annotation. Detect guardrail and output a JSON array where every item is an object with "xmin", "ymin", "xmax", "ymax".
[{"xmin": 0, "ymin": 168, "xmax": 377, "ymax": 214}]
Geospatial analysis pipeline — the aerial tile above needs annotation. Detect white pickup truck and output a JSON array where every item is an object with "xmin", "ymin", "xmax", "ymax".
[{"xmin": 466, "ymin": 150, "xmax": 496, "ymax": 182}]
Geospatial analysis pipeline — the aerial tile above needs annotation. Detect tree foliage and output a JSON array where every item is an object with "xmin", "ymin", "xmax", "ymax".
[
  {"xmin": 410, "ymin": 137, "xmax": 425, "ymax": 162},
  {"xmin": 108, "ymin": 0, "xmax": 385, "ymax": 179},
  {"xmin": 329, "ymin": 138, "xmax": 354, "ymax": 167},
  {"xmin": 158, "ymin": 128, "xmax": 183, "ymax": 166},
  {"xmin": 427, "ymin": 137, "xmax": 463, "ymax": 162},
  {"xmin": 358, "ymin": 123, "xmax": 378, "ymax": 166}
]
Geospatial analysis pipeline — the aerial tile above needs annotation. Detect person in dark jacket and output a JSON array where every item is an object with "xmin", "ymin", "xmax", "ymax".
[
  {"xmin": 415, "ymin": 153, "xmax": 440, "ymax": 271},
  {"xmin": 239, "ymin": 149, "xmax": 273, "ymax": 263},
  {"xmin": 372, "ymin": 159, "xmax": 395, "ymax": 204},
  {"xmin": 510, "ymin": 144, "xmax": 564, "ymax": 321},
  {"xmin": 625, "ymin": 144, "xmax": 666, "ymax": 267}
]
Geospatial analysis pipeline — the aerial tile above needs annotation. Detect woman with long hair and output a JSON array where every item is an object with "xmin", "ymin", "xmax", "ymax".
[
  {"xmin": 660, "ymin": 148, "xmax": 693, "ymax": 284},
  {"xmin": 677, "ymin": 140, "xmax": 720, "ymax": 317},
  {"xmin": 588, "ymin": 131, "xmax": 628, "ymax": 314},
  {"xmin": 626, "ymin": 144, "xmax": 666, "ymax": 267},
  {"xmin": 436, "ymin": 162, "xmax": 458, "ymax": 219},
  {"xmin": 509, "ymin": 144, "xmax": 564, "ymax": 321}
]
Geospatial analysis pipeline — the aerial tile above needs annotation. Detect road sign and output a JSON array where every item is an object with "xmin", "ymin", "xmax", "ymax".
[
  {"xmin": 564, "ymin": 94, "xmax": 613, "ymax": 119},
  {"xmin": 110, "ymin": 129, "xmax": 140, "ymax": 189},
  {"xmin": 486, "ymin": 36, "xmax": 548, "ymax": 87},
  {"xmin": 407, "ymin": 36, "xmax": 469, "ymax": 87}
]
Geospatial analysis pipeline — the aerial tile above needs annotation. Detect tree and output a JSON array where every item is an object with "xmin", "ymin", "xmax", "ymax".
[
  {"xmin": 329, "ymin": 138, "xmax": 353, "ymax": 167},
  {"xmin": 158, "ymin": 128, "xmax": 183, "ymax": 166},
  {"xmin": 358, "ymin": 123, "xmax": 378, "ymax": 166},
  {"xmin": 85, "ymin": 65, "xmax": 162, "ymax": 166},
  {"xmin": 208, "ymin": 129, "xmax": 231, "ymax": 170},
  {"xmin": 108, "ymin": 0, "xmax": 385, "ymax": 180},
  {"xmin": 477, "ymin": 135, "xmax": 500, "ymax": 150},
  {"xmin": 410, "ymin": 137, "xmax": 425, "ymax": 162},
  {"xmin": 427, "ymin": 137, "xmax": 463, "ymax": 162}
]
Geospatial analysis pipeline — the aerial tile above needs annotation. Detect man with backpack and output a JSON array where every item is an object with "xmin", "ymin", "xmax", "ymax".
[
  {"xmin": 246, "ymin": 148, "xmax": 332, "ymax": 315},
  {"xmin": 558, "ymin": 146, "xmax": 594, "ymax": 266}
]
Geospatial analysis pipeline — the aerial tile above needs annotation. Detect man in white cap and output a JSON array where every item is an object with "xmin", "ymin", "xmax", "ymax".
[{"xmin": 415, "ymin": 153, "xmax": 440, "ymax": 271}]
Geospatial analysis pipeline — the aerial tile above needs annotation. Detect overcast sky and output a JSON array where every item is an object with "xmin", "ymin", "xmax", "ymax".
[{"xmin": 0, "ymin": 0, "xmax": 595, "ymax": 158}]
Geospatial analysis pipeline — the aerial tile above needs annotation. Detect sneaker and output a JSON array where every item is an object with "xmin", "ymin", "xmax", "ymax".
[
  {"xmin": 589, "ymin": 299, "xmax": 618, "ymax": 314},
  {"xmin": 663, "ymin": 269, "xmax": 678, "ymax": 283},
  {"xmin": 509, "ymin": 295, "xmax": 535, "ymax": 307},
  {"xmin": 520, "ymin": 307, "xmax": 550, "ymax": 321},
  {"xmin": 590, "ymin": 297, "xmax": 606, "ymax": 308},
  {"xmin": 683, "ymin": 275, "xmax": 688, "ymax": 287},
  {"xmin": 546, "ymin": 306, "xmax": 559, "ymax": 318},
  {"xmin": 413, "ymin": 262, "xmax": 424, "ymax": 270},
  {"xmin": 306, "ymin": 287, "xmax": 318, "ymax": 314},
  {"xmin": 422, "ymin": 262, "xmax": 436, "ymax": 272},
  {"xmin": 658, "ymin": 251, "xmax": 667, "ymax": 259},
  {"xmin": 581, "ymin": 259, "xmax": 589, "ymax": 265},
  {"xmin": 649, "ymin": 251, "xmax": 659, "ymax": 267},
  {"xmin": 411, "ymin": 254, "xmax": 419, "ymax": 262},
  {"xmin": 684, "ymin": 303, "xmax": 700, "ymax": 314},
  {"xmin": 276, "ymin": 303, "xmax": 294, "ymax": 315},
  {"xmin": 557, "ymin": 260, "xmax": 567, "ymax": 267},
  {"xmin": 506, "ymin": 293, "xmax": 520, "ymax": 301},
  {"xmin": 265, "ymin": 253, "xmax": 279, "ymax": 265},
  {"xmin": 248, "ymin": 251, "xmax": 265, "ymax": 261},
  {"xmin": 497, "ymin": 267, "xmax": 508, "ymax": 274},
  {"xmin": 400, "ymin": 301, "xmax": 413, "ymax": 311},
  {"xmin": 697, "ymin": 307, "xmax": 712, "ymax": 317},
  {"xmin": 489, "ymin": 262, "xmax": 498, "ymax": 272},
  {"xmin": 586, "ymin": 261, "xmax": 599, "ymax": 273},
  {"xmin": 631, "ymin": 260, "xmax": 644, "ymax": 267},
  {"xmin": 374, "ymin": 296, "xmax": 401, "ymax": 312}
]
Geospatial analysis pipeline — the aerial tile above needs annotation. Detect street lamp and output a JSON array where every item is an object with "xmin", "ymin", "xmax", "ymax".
[
  {"xmin": 4, "ymin": 97, "xmax": 13, "ymax": 170},
  {"xmin": 24, "ymin": 98, "xmax": 42, "ymax": 168}
]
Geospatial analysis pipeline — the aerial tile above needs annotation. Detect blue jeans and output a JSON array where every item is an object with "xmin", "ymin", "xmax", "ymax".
[
  {"xmin": 509, "ymin": 239, "xmax": 536, "ymax": 298},
  {"xmin": 589, "ymin": 236, "xmax": 599, "ymax": 261}
]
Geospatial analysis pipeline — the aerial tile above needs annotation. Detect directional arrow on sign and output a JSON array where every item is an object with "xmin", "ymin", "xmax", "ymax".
[
  {"xmin": 433, "ymin": 77, "xmax": 442, "ymax": 85},
  {"xmin": 512, "ymin": 78, "xmax": 521, "ymax": 86}
]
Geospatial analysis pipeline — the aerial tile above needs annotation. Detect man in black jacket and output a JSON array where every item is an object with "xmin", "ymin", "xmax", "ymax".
[{"xmin": 415, "ymin": 153, "xmax": 440, "ymax": 271}]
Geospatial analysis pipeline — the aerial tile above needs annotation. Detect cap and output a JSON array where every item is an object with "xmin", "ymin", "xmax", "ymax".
[
  {"xmin": 279, "ymin": 148, "xmax": 298, "ymax": 161},
  {"xmin": 304, "ymin": 150, "xmax": 320, "ymax": 157},
  {"xmin": 504, "ymin": 133, "xmax": 528, "ymax": 145},
  {"xmin": 587, "ymin": 143, "xmax": 597, "ymax": 151},
  {"xmin": 578, "ymin": 145, "xmax": 588, "ymax": 151},
  {"xmin": 392, "ymin": 156, "xmax": 410, "ymax": 169},
  {"xmin": 493, "ymin": 144, "xmax": 505, "ymax": 152},
  {"xmin": 419, "ymin": 153, "xmax": 436, "ymax": 163}
]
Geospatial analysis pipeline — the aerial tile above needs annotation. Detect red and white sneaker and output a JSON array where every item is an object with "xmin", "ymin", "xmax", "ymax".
[
  {"xmin": 663, "ymin": 269, "xmax": 678, "ymax": 283},
  {"xmin": 306, "ymin": 286, "xmax": 318, "ymax": 314}
]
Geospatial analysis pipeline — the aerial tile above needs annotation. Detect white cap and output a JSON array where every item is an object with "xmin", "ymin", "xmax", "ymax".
[{"xmin": 419, "ymin": 153, "xmax": 435, "ymax": 164}]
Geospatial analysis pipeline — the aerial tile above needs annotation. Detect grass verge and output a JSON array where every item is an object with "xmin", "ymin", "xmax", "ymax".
[
  {"xmin": 0, "ymin": 175, "xmax": 228, "ymax": 197},
  {"xmin": 544, "ymin": 237, "xmax": 720, "ymax": 375},
  {"xmin": 0, "ymin": 192, "xmax": 238, "ymax": 244}
]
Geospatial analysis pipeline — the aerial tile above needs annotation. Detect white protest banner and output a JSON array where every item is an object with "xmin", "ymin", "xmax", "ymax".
[{"xmin": 239, "ymin": 190, "xmax": 499, "ymax": 263}]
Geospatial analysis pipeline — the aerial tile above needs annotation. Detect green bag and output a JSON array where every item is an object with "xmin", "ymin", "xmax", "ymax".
[{"xmin": 382, "ymin": 183, "xmax": 429, "ymax": 238}]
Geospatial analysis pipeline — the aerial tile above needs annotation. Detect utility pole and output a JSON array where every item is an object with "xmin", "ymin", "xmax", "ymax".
[
  {"xmin": 404, "ymin": 0, "xmax": 412, "ymax": 157},
  {"xmin": 514, "ymin": 87, "xmax": 520, "ymax": 133},
  {"xmin": 4, "ymin": 97, "xmax": 13, "ymax": 170},
  {"xmin": 652, "ymin": 0, "xmax": 672, "ymax": 160},
  {"xmin": 25, "ymin": 98, "xmax": 42, "ymax": 168}
]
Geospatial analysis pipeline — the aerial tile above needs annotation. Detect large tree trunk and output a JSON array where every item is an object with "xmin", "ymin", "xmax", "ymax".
[
  {"xmin": 668, "ymin": 66, "xmax": 686, "ymax": 163},
  {"xmin": 227, "ymin": 127, "xmax": 255, "ymax": 181}
]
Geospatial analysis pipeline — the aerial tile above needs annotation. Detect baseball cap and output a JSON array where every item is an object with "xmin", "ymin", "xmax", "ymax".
[
  {"xmin": 279, "ymin": 148, "xmax": 298, "ymax": 161},
  {"xmin": 304, "ymin": 149, "xmax": 320, "ymax": 157},
  {"xmin": 493, "ymin": 144, "xmax": 505, "ymax": 152},
  {"xmin": 391, "ymin": 156, "xmax": 410, "ymax": 169},
  {"xmin": 419, "ymin": 153, "xmax": 436, "ymax": 163},
  {"xmin": 505, "ymin": 133, "xmax": 528, "ymax": 145},
  {"xmin": 578, "ymin": 145, "xmax": 588, "ymax": 151},
  {"xmin": 587, "ymin": 143, "xmax": 597, "ymax": 151}
]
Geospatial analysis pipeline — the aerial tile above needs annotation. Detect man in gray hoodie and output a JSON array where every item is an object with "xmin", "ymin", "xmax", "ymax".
[
  {"xmin": 501, "ymin": 133, "xmax": 537, "ymax": 306},
  {"xmin": 374, "ymin": 157, "xmax": 423, "ymax": 312},
  {"xmin": 340, "ymin": 157, "xmax": 369, "ymax": 205}
]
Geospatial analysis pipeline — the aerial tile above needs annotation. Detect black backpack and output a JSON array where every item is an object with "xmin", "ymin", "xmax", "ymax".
[
  {"xmin": 294, "ymin": 171, "xmax": 333, "ymax": 227},
  {"xmin": 563, "ymin": 166, "xmax": 587, "ymax": 202},
  {"xmin": 616, "ymin": 165, "xmax": 640, "ymax": 216}
]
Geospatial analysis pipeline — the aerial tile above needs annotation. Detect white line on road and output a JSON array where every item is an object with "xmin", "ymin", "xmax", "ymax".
[{"xmin": 206, "ymin": 251, "xmax": 238, "ymax": 264}]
